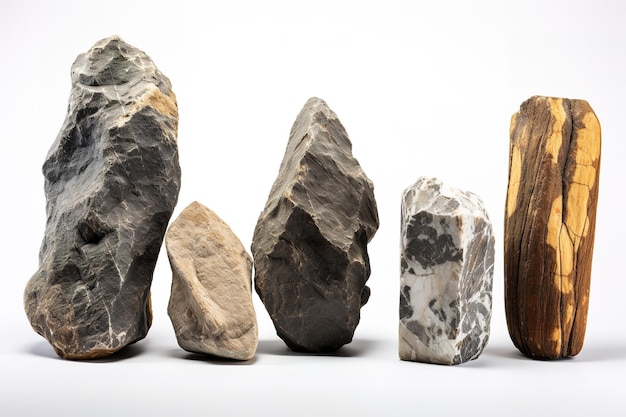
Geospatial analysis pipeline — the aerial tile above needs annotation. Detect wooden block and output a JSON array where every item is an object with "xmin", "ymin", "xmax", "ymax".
[{"xmin": 504, "ymin": 96, "xmax": 601, "ymax": 359}]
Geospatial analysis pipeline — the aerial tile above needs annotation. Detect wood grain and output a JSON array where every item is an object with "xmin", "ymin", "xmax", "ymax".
[{"xmin": 504, "ymin": 96, "xmax": 601, "ymax": 359}]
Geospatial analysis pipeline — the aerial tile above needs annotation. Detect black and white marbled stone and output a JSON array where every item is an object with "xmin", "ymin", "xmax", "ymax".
[{"xmin": 399, "ymin": 177, "xmax": 494, "ymax": 365}]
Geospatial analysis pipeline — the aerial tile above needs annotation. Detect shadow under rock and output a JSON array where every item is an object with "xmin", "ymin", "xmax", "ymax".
[
  {"xmin": 166, "ymin": 348, "xmax": 257, "ymax": 365},
  {"xmin": 573, "ymin": 343, "xmax": 626, "ymax": 362},
  {"xmin": 484, "ymin": 341, "xmax": 626, "ymax": 363},
  {"xmin": 482, "ymin": 344, "xmax": 603, "ymax": 364},
  {"xmin": 28, "ymin": 340, "xmax": 61, "ymax": 360},
  {"xmin": 27, "ymin": 340, "xmax": 146, "ymax": 362},
  {"xmin": 257, "ymin": 337, "xmax": 380, "ymax": 357},
  {"xmin": 482, "ymin": 344, "xmax": 530, "ymax": 361}
]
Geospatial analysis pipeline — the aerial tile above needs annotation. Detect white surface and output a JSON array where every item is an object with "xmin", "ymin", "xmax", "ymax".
[{"xmin": 1, "ymin": 1, "xmax": 624, "ymax": 415}]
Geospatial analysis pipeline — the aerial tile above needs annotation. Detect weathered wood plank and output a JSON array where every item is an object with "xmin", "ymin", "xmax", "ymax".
[{"xmin": 504, "ymin": 96, "xmax": 601, "ymax": 359}]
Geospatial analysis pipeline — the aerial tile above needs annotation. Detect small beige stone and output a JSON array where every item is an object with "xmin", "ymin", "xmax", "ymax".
[{"xmin": 166, "ymin": 201, "xmax": 258, "ymax": 360}]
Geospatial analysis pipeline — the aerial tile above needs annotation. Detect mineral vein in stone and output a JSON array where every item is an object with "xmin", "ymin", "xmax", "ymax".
[
  {"xmin": 400, "ymin": 177, "xmax": 494, "ymax": 365},
  {"xmin": 24, "ymin": 36, "xmax": 180, "ymax": 359}
]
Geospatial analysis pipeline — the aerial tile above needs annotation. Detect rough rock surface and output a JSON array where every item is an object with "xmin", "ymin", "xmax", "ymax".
[
  {"xmin": 24, "ymin": 36, "xmax": 181, "ymax": 359},
  {"xmin": 166, "ymin": 202, "xmax": 258, "ymax": 360},
  {"xmin": 252, "ymin": 97, "xmax": 379, "ymax": 353},
  {"xmin": 505, "ymin": 96, "xmax": 601, "ymax": 359},
  {"xmin": 399, "ymin": 177, "xmax": 494, "ymax": 365}
]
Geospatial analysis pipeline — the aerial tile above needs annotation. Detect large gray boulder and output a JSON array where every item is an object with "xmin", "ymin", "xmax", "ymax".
[{"xmin": 24, "ymin": 36, "xmax": 181, "ymax": 359}]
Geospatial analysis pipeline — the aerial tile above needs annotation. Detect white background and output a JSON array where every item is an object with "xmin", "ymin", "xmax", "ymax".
[{"xmin": 1, "ymin": 1, "xmax": 624, "ymax": 415}]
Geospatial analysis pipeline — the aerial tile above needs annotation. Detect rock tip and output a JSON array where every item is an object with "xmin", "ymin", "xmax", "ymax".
[
  {"xmin": 301, "ymin": 97, "xmax": 334, "ymax": 114},
  {"xmin": 93, "ymin": 34, "xmax": 128, "ymax": 46},
  {"xmin": 405, "ymin": 176, "xmax": 441, "ymax": 192},
  {"xmin": 81, "ymin": 35, "xmax": 131, "ymax": 54},
  {"xmin": 184, "ymin": 200, "xmax": 204, "ymax": 210}
]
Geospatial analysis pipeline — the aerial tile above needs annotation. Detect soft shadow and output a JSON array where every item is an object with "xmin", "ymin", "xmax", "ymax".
[
  {"xmin": 454, "ymin": 356, "xmax": 492, "ymax": 369},
  {"xmin": 256, "ymin": 338, "xmax": 380, "ymax": 357},
  {"xmin": 166, "ymin": 348, "xmax": 257, "ymax": 365},
  {"xmin": 28, "ymin": 341, "xmax": 61, "ymax": 360},
  {"xmin": 394, "ymin": 345, "xmax": 546, "ymax": 368},
  {"xmin": 482, "ymin": 345, "xmax": 530, "ymax": 361},
  {"xmin": 26, "ymin": 340, "xmax": 146, "ymax": 362},
  {"xmin": 485, "ymin": 343, "xmax": 626, "ymax": 363},
  {"xmin": 483, "ymin": 345, "xmax": 586, "ymax": 364},
  {"xmin": 574, "ymin": 344, "xmax": 626, "ymax": 362}
]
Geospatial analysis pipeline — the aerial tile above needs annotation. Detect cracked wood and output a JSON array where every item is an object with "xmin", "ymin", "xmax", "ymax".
[{"xmin": 504, "ymin": 96, "xmax": 601, "ymax": 359}]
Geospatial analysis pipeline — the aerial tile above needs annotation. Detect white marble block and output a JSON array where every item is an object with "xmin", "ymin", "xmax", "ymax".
[{"xmin": 399, "ymin": 177, "xmax": 495, "ymax": 365}]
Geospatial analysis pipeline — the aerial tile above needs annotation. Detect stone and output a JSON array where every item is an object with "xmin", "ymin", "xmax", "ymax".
[
  {"xmin": 505, "ymin": 96, "xmax": 601, "ymax": 359},
  {"xmin": 399, "ymin": 177, "xmax": 494, "ymax": 365},
  {"xmin": 166, "ymin": 202, "xmax": 258, "ymax": 360},
  {"xmin": 24, "ymin": 36, "xmax": 181, "ymax": 359},
  {"xmin": 252, "ymin": 97, "xmax": 379, "ymax": 353}
]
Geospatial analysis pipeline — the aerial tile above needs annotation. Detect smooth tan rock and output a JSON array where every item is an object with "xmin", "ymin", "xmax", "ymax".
[{"xmin": 166, "ymin": 202, "xmax": 258, "ymax": 360}]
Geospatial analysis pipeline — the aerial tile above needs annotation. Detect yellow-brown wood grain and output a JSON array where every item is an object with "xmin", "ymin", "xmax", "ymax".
[{"xmin": 504, "ymin": 96, "xmax": 601, "ymax": 359}]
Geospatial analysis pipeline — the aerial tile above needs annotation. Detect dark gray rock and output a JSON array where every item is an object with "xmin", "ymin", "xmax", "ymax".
[
  {"xmin": 252, "ymin": 97, "xmax": 379, "ymax": 352},
  {"xmin": 24, "ymin": 36, "xmax": 181, "ymax": 359}
]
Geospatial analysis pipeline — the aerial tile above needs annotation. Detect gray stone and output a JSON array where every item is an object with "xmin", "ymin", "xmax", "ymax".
[
  {"xmin": 252, "ymin": 97, "xmax": 379, "ymax": 353},
  {"xmin": 24, "ymin": 36, "xmax": 181, "ymax": 359},
  {"xmin": 166, "ymin": 202, "xmax": 258, "ymax": 360},
  {"xmin": 399, "ymin": 177, "xmax": 494, "ymax": 365}
]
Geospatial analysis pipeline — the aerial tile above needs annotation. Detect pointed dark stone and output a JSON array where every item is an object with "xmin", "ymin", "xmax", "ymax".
[
  {"xmin": 24, "ymin": 36, "xmax": 181, "ymax": 359},
  {"xmin": 252, "ymin": 97, "xmax": 379, "ymax": 353}
]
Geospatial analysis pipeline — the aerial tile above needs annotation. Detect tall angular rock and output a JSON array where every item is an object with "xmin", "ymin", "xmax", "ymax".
[
  {"xmin": 24, "ymin": 36, "xmax": 181, "ymax": 359},
  {"xmin": 400, "ymin": 177, "xmax": 494, "ymax": 365},
  {"xmin": 505, "ymin": 96, "xmax": 601, "ymax": 359},
  {"xmin": 166, "ymin": 202, "xmax": 258, "ymax": 360},
  {"xmin": 252, "ymin": 97, "xmax": 379, "ymax": 353}
]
